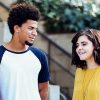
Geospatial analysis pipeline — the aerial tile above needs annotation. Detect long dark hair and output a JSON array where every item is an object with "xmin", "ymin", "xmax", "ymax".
[{"xmin": 71, "ymin": 28, "xmax": 100, "ymax": 69}]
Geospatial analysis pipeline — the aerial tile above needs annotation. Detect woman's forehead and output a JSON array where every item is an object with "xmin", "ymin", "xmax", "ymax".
[{"xmin": 77, "ymin": 35, "xmax": 91, "ymax": 43}]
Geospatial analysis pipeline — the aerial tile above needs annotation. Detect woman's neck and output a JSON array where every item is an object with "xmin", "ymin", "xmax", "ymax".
[
  {"xmin": 87, "ymin": 61, "xmax": 99, "ymax": 69},
  {"xmin": 86, "ymin": 56, "xmax": 99, "ymax": 69}
]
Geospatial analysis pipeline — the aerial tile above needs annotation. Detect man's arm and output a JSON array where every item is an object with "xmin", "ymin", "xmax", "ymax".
[{"xmin": 38, "ymin": 81, "xmax": 49, "ymax": 100}]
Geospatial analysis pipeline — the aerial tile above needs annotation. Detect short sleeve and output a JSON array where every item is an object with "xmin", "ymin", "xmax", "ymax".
[
  {"xmin": 0, "ymin": 45, "xmax": 6, "ymax": 63},
  {"xmin": 38, "ymin": 51, "xmax": 50, "ymax": 83},
  {"xmin": 29, "ymin": 47, "xmax": 50, "ymax": 83}
]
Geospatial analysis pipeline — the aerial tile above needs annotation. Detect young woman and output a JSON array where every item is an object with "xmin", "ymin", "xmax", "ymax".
[{"xmin": 72, "ymin": 29, "xmax": 100, "ymax": 100}]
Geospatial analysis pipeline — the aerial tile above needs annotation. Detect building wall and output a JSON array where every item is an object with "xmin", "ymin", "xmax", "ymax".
[
  {"xmin": 95, "ymin": 0, "xmax": 100, "ymax": 3},
  {"xmin": 0, "ymin": 0, "xmax": 17, "ymax": 7}
]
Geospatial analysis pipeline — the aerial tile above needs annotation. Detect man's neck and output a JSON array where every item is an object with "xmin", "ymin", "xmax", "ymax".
[{"xmin": 5, "ymin": 40, "xmax": 28, "ymax": 52}]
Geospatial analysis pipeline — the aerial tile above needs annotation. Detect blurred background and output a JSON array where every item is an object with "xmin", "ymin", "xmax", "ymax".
[{"xmin": 0, "ymin": 0, "xmax": 100, "ymax": 100}]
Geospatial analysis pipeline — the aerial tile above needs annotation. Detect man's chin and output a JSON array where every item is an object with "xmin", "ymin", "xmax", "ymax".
[{"xmin": 25, "ymin": 41, "xmax": 33, "ymax": 46}]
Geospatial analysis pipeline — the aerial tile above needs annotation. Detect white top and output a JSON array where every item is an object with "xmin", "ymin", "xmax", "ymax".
[{"xmin": 0, "ymin": 46, "xmax": 50, "ymax": 100}]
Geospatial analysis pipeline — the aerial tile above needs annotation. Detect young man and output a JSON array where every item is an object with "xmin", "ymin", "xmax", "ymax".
[{"xmin": 0, "ymin": 2, "xmax": 50, "ymax": 100}]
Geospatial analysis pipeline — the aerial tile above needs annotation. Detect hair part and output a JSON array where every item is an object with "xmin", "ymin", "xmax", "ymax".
[
  {"xmin": 7, "ymin": 2, "xmax": 40, "ymax": 34},
  {"xmin": 71, "ymin": 28, "xmax": 100, "ymax": 69}
]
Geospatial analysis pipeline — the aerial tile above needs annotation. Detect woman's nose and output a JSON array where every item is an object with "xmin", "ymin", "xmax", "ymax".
[{"xmin": 77, "ymin": 45, "xmax": 83, "ymax": 50}]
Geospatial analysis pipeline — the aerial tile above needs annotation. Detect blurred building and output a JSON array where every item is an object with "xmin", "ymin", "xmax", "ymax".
[
  {"xmin": 0, "ymin": 0, "xmax": 17, "ymax": 7},
  {"xmin": 95, "ymin": 0, "xmax": 100, "ymax": 3}
]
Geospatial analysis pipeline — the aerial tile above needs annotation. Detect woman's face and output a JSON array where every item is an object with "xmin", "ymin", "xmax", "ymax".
[{"xmin": 76, "ymin": 35, "xmax": 94, "ymax": 62}]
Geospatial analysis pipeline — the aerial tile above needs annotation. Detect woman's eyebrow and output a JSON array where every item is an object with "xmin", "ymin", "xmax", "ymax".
[{"xmin": 77, "ymin": 41, "xmax": 87, "ymax": 44}]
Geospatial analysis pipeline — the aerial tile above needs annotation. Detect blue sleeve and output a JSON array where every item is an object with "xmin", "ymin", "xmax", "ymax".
[
  {"xmin": 29, "ymin": 47, "xmax": 50, "ymax": 83},
  {"xmin": 0, "ymin": 45, "xmax": 6, "ymax": 63},
  {"xmin": 38, "ymin": 51, "xmax": 50, "ymax": 83}
]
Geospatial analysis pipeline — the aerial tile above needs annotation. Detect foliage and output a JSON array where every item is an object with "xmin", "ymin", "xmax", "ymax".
[{"xmin": 17, "ymin": 0, "xmax": 100, "ymax": 33}]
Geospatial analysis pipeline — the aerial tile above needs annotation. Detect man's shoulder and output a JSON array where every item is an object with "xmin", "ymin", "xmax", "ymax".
[
  {"xmin": 29, "ymin": 47, "xmax": 47, "ymax": 61},
  {"xmin": 0, "ymin": 45, "xmax": 6, "ymax": 54},
  {"xmin": 0, "ymin": 45, "xmax": 6, "ymax": 63},
  {"xmin": 29, "ymin": 47, "xmax": 45, "ymax": 56},
  {"xmin": 0, "ymin": 45, "xmax": 4, "ymax": 49}
]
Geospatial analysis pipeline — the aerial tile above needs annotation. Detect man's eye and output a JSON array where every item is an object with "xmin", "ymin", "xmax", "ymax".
[{"xmin": 28, "ymin": 27, "xmax": 33, "ymax": 30}]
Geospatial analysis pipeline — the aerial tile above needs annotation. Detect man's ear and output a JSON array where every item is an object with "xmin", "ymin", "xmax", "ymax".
[{"xmin": 14, "ymin": 25, "xmax": 20, "ymax": 33}]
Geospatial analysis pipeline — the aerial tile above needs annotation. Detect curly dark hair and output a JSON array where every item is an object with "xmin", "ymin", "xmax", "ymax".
[
  {"xmin": 7, "ymin": 2, "xmax": 40, "ymax": 34},
  {"xmin": 71, "ymin": 28, "xmax": 100, "ymax": 69}
]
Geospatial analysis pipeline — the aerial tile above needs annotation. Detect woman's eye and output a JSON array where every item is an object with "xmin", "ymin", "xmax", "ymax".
[
  {"xmin": 76, "ymin": 44, "xmax": 79, "ymax": 47},
  {"xmin": 82, "ymin": 43, "xmax": 87, "ymax": 46}
]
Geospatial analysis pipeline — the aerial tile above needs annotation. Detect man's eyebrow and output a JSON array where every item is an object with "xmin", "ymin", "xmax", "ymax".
[
  {"xmin": 28, "ymin": 26, "xmax": 36, "ymax": 28},
  {"xmin": 28, "ymin": 26, "xmax": 34, "ymax": 27}
]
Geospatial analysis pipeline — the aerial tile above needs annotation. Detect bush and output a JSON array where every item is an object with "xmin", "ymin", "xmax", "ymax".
[{"xmin": 18, "ymin": 0, "xmax": 100, "ymax": 33}]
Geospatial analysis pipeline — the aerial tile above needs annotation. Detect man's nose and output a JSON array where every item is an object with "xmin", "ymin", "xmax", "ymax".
[{"xmin": 32, "ymin": 30, "xmax": 37, "ymax": 36}]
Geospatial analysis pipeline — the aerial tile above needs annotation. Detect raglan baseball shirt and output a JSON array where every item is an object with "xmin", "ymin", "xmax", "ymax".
[{"xmin": 0, "ymin": 45, "xmax": 50, "ymax": 100}]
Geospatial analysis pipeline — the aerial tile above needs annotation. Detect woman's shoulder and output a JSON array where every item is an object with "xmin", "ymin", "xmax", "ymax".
[
  {"xmin": 76, "ymin": 68, "xmax": 84, "ymax": 73},
  {"xmin": 96, "ymin": 66, "xmax": 100, "ymax": 74},
  {"xmin": 75, "ymin": 68, "xmax": 85, "ymax": 77}
]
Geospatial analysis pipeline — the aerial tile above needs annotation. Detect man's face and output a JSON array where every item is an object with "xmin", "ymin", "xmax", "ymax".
[{"xmin": 16, "ymin": 19, "xmax": 38, "ymax": 46}]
